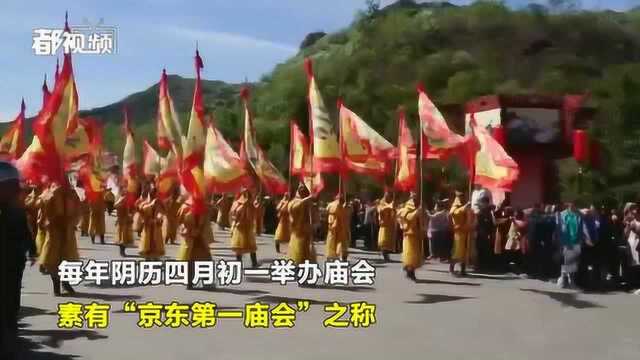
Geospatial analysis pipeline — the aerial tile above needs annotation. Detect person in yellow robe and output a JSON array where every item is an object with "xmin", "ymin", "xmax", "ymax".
[
  {"xmin": 138, "ymin": 186, "xmax": 165, "ymax": 259},
  {"xmin": 38, "ymin": 182, "xmax": 81, "ymax": 296},
  {"xmin": 377, "ymin": 190, "xmax": 396, "ymax": 261},
  {"xmin": 216, "ymin": 195, "xmax": 232, "ymax": 230},
  {"xmin": 288, "ymin": 184, "xmax": 316, "ymax": 265},
  {"xmin": 114, "ymin": 195, "xmax": 134, "ymax": 257},
  {"xmin": 254, "ymin": 196, "xmax": 265, "ymax": 236},
  {"xmin": 163, "ymin": 188, "xmax": 181, "ymax": 245},
  {"xmin": 78, "ymin": 195, "xmax": 90, "ymax": 237},
  {"xmin": 177, "ymin": 197, "xmax": 213, "ymax": 289},
  {"xmin": 88, "ymin": 189, "xmax": 107, "ymax": 244},
  {"xmin": 325, "ymin": 195, "xmax": 350, "ymax": 261},
  {"xmin": 132, "ymin": 187, "xmax": 148, "ymax": 238},
  {"xmin": 209, "ymin": 197, "xmax": 219, "ymax": 222},
  {"xmin": 34, "ymin": 189, "xmax": 48, "ymax": 272},
  {"xmin": 230, "ymin": 189, "xmax": 259, "ymax": 267},
  {"xmin": 23, "ymin": 185, "xmax": 40, "ymax": 240},
  {"xmin": 449, "ymin": 191, "xmax": 475, "ymax": 276},
  {"xmin": 203, "ymin": 198, "xmax": 215, "ymax": 244},
  {"xmin": 397, "ymin": 192, "xmax": 423, "ymax": 281},
  {"xmin": 274, "ymin": 194, "xmax": 291, "ymax": 253}
]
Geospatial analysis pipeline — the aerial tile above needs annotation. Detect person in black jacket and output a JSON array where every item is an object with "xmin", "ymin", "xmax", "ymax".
[{"xmin": 0, "ymin": 162, "xmax": 36, "ymax": 360}]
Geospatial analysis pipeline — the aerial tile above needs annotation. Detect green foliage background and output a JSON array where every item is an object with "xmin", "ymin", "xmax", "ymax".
[{"xmin": 4, "ymin": 1, "xmax": 640, "ymax": 202}]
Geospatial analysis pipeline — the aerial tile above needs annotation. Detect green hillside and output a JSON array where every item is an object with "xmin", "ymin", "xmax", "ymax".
[
  {"xmin": 5, "ymin": 1, "xmax": 640, "ymax": 201},
  {"xmin": 80, "ymin": 75, "xmax": 244, "ymax": 160}
]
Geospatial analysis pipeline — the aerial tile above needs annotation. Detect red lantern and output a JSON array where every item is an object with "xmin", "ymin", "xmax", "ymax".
[
  {"xmin": 573, "ymin": 130, "xmax": 589, "ymax": 164},
  {"xmin": 491, "ymin": 126, "xmax": 506, "ymax": 147}
]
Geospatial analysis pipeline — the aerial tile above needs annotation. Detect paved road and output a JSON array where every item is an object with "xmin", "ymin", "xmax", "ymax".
[{"xmin": 17, "ymin": 215, "xmax": 640, "ymax": 360}]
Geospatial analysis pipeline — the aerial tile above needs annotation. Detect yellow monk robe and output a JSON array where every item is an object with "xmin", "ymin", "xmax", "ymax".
[
  {"xmin": 177, "ymin": 204, "xmax": 213, "ymax": 261},
  {"xmin": 450, "ymin": 197, "xmax": 476, "ymax": 265},
  {"xmin": 254, "ymin": 200, "xmax": 265, "ymax": 236},
  {"xmin": 24, "ymin": 188, "xmax": 40, "ymax": 240},
  {"xmin": 163, "ymin": 196, "xmax": 181, "ymax": 244},
  {"xmin": 274, "ymin": 197, "xmax": 291, "ymax": 243},
  {"xmin": 203, "ymin": 202, "xmax": 215, "ymax": 244},
  {"xmin": 230, "ymin": 193, "xmax": 257, "ymax": 255},
  {"xmin": 216, "ymin": 196, "xmax": 232, "ymax": 228},
  {"xmin": 397, "ymin": 199, "xmax": 423, "ymax": 271},
  {"xmin": 138, "ymin": 197, "xmax": 165, "ymax": 258},
  {"xmin": 325, "ymin": 199, "xmax": 349, "ymax": 259},
  {"xmin": 88, "ymin": 193, "xmax": 106, "ymax": 238},
  {"xmin": 377, "ymin": 199, "xmax": 396, "ymax": 252},
  {"xmin": 114, "ymin": 196, "xmax": 134, "ymax": 246},
  {"xmin": 132, "ymin": 196, "xmax": 145, "ymax": 235},
  {"xmin": 288, "ymin": 195, "xmax": 316, "ymax": 264},
  {"xmin": 38, "ymin": 185, "xmax": 81, "ymax": 273}
]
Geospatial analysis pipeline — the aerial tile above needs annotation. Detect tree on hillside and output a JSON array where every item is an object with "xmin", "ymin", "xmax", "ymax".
[
  {"xmin": 300, "ymin": 32, "xmax": 327, "ymax": 50},
  {"xmin": 547, "ymin": 0, "xmax": 581, "ymax": 13},
  {"xmin": 365, "ymin": 0, "xmax": 382, "ymax": 16}
]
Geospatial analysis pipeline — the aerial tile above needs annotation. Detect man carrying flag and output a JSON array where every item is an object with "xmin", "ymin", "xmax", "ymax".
[
  {"xmin": 116, "ymin": 108, "xmax": 138, "ymax": 256},
  {"xmin": 176, "ymin": 49, "xmax": 212, "ymax": 288}
]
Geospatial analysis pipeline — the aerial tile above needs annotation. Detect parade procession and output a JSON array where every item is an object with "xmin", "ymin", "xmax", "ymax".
[{"xmin": 2, "ymin": 4, "xmax": 640, "ymax": 360}]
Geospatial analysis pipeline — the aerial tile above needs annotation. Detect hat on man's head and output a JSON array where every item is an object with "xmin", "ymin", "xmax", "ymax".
[{"xmin": 0, "ymin": 161, "xmax": 20, "ymax": 183}]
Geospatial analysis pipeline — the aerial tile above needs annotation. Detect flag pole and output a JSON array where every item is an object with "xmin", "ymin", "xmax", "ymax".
[
  {"xmin": 288, "ymin": 120, "xmax": 294, "ymax": 197},
  {"xmin": 417, "ymin": 86, "xmax": 425, "ymax": 261},
  {"xmin": 392, "ymin": 106, "xmax": 402, "ymax": 253},
  {"xmin": 337, "ymin": 99, "xmax": 345, "ymax": 203}
]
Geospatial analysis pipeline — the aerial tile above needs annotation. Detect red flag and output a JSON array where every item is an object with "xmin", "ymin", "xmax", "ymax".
[
  {"xmin": 122, "ymin": 107, "xmax": 138, "ymax": 208},
  {"xmin": 64, "ymin": 117, "xmax": 102, "ymax": 164},
  {"xmin": 418, "ymin": 84, "xmax": 466, "ymax": 160},
  {"xmin": 394, "ymin": 108, "xmax": 417, "ymax": 192},
  {"xmin": 156, "ymin": 69, "xmax": 183, "ymax": 156},
  {"xmin": 157, "ymin": 150, "xmax": 179, "ymax": 200},
  {"xmin": 32, "ymin": 52, "xmax": 79, "ymax": 183},
  {"xmin": 54, "ymin": 57, "xmax": 60, "ymax": 85},
  {"xmin": 304, "ymin": 58, "xmax": 341, "ymax": 173},
  {"xmin": 42, "ymin": 74, "xmax": 51, "ymax": 108},
  {"xmin": 184, "ymin": 49, "xmax": 207, "ymax": 169},
  {"xmin": 78, "ymin": 163, "xmax": 104, "ymax": 204},
  {"xmin": 142, "ymin": 140, "xmax": 161, "ymax": 177},
  {"xmin": 289, "ymin": 121, "xmax": 323, "ymax": 195},
  {"xmin": 204, "ymin": 125, "xmax": 252, "ymax": 193},
  {"xmin": 469, "ymin": 114, "xmax": 519, "ymax": 191},
  {"xmin": 339, "ymin": 101, "xmax": 395, "ymax": 176},
  {"xmin": 240, "ymin": 87, "xmax": 259, "ymax": 169},
  {"xmin": 255, "ymin": 144, "xmax": 288, "ymax": 195},
  {"xmin": 290, "ymin": 122, "xmax": 308, "ymax": 176},
  {"xmin": 0, "ymin": 100, "xmax": 26, "ymax": 160}
]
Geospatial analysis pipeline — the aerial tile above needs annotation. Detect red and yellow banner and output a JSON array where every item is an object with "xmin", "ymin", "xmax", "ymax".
[
  {"xmin": 0, "ymin": 100, "xmax": 26, "ymax": 160},
  {"xmin": 122, "ymin": 108, "xmax": 138, "ymax": 207},
  {"xmin": 289, "ymin": 121, "xmax": 323, "ymax": 195},
  {"xmin": 304, "ymin": 58, "xmax": 340, "ymax": 173},
  {"xmin": 394, "ymin": 108, "xmax": 417, "ymax": 192},
  {"xmin": 469, "ymin": 114, "xmax": 519, "ymax": 191},
  {"xmin": 204, "ymin": 126, "xmax": 252, "ymax": 193},
  {"xmin": 184, "ymin": 49, "xmax": 207, "ymax": 169},
  {"xmin": 156, "ymin": 69, "xmax": 183, "ymax": 157},
  {"xmin": 339, "ymin": 101, "xmax": 394, "ymax": 177},
  {"xmin": 418, "ymin": 84, "xmax": 466, "ymax": 160}
]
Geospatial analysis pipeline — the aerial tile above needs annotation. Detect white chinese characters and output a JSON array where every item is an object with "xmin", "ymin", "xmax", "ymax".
[
  {"xmin": 58, "ymin": 259, "xmax": 377, "ymax": 287},
  {"xmin": 32, "ymin": 25, "xmax": 116, "ymax": 56}
]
